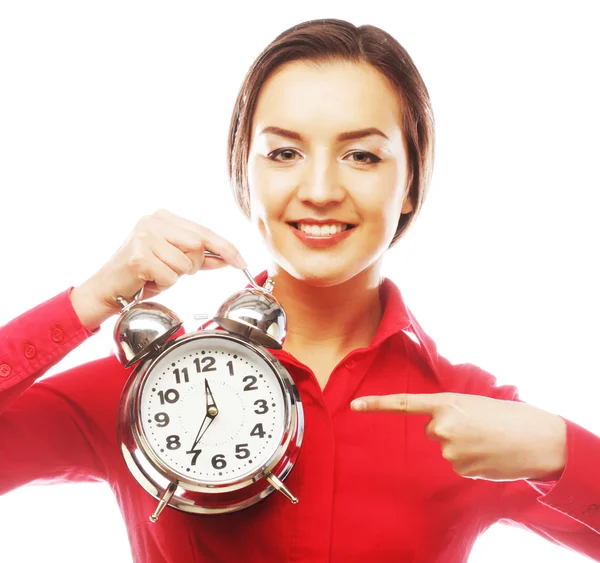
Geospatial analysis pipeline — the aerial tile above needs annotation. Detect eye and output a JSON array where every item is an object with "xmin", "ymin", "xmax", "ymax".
[
  {"xmin": 345, "ymin": 151, "xmax": 381, "ymax": 165},
  {"xmin": 268, "ymin": 148, "xmax": 301, "ymax": 162}
]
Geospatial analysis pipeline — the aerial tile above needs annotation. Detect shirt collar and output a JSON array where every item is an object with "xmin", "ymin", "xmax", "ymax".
[{"xmin": 249, "ymin": 270, "xmax": 440, "ymax": 380}]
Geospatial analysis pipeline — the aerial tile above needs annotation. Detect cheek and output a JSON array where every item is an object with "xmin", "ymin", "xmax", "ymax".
[
  {"xmin": 247, "ymin": 157, "xmax": 289, "ymax": 229},
  {"xmin": 351, "ymin": 163, "xmax": 406, "ymax": 234},
  {"xmin": 247, "ymin": 157, "xmax": 269, "ymax": 224}
]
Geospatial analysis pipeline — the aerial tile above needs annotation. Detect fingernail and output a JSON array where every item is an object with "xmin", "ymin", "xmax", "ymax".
[
  {"xmin": 235, "ymin": 255, "xmax": 248, "ymax": 269},
  {"xmin": 351, "ymin": 399, "xmax": 366, "ymax": 411}
]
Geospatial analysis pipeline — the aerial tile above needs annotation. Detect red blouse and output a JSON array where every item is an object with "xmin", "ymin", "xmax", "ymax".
[{"xmin": 1, "ymin": 271, "xmax": 600, "ymax": 562}]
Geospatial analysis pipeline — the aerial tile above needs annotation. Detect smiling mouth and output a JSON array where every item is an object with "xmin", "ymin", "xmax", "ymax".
[{"xmin": 288, "ymin": 222, "xmax": 356, "ymax": 237}]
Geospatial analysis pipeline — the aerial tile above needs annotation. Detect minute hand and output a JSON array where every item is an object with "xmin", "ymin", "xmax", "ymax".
[{"xmin": 189, "ymin": 412, "xmax": 211, "ymax": 452}]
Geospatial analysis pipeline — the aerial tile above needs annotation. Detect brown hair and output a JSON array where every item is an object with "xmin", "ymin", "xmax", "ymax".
[{"xmin": 227, "ymin": 18, "xmax": 435, "ymax": 246}]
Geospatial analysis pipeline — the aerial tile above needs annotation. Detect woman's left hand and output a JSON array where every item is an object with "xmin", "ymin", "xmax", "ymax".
[{"xmin": 351, "ymin": 392, "xmax": 567, "ymax": 481}]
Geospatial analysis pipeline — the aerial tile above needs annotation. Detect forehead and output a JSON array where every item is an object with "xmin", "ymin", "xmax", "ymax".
[{"xmin": 251, "ymin": 60, "xmax": 403, "ymax": 139}]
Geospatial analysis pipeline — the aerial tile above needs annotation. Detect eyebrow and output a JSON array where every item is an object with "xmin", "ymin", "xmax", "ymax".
[{"xmin": 259, "ymin": 126, "xmax": 389, "ymax": 142}]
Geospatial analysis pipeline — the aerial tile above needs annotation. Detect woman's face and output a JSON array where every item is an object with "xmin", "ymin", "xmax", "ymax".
[{"xmin": 247, "ymin": 60, "xmax": 413, "ymax": 287}]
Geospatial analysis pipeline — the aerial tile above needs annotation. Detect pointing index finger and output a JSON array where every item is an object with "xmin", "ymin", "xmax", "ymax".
[{"xmin": 351, "ymin": 393, "xmax": 444, "ymax": 415}]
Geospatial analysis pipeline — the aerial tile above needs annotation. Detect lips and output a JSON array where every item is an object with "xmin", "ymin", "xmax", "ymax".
[
  {"xmin": 287, "ymin": 221, "xmax": 356, "ymax": 248},
  {"xmin": 289, "ymin": 222, "xmax": 353, "ymax": 237}
]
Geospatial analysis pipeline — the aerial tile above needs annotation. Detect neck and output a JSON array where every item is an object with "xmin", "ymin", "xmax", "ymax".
[{"xmin": 268, "ymin": 262, "xmax": 384, "ymax": 356}]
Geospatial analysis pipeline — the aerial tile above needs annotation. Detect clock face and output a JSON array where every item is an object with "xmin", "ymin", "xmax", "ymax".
[{"xmin": 138, "ymin": 335, "xmax": 287, "ymax": 483}]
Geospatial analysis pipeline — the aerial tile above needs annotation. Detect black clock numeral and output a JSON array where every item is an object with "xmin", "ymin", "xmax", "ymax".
[
  {"xmin": 235, "ymin": 443, "xmax": 250, "ymax": 459},
  {"xmin": 250, "ymin": 423, "xmax": 266, "ymax": 439},
  {"xmin": 212, "ymin": 454, "xmax": 227, "ymax": 469},
  {"xmin": 154, "ymin": 412, "xmax": 170, "ymax": 427},
  {"xmin": 253, "ymin": 399, "xmax": 269, "ymax": 415},
  {"xmin": 173, "ymin": 367, "xmax": 189, "ymax": 384},
  {"xmin": 166, "ymin": 435, "xmax": 181, "ymax": 450},
  {"xmin": 158, "ymin": 389, "xmax": 180, "ymax": 405},
  {"xmin": 186, "ymin": 448, "xmax": 202, "ymax": 466},
  {"xmin": 194, "ymin": 356, "xmax": 217, "ymax": 373},
  {"xmin": 226, "ymin": 360, "xmax": 235, "ymax": 376},
  {"xmin": 243, "ymin": 375, "xmax": 258, "ymax": 391}
]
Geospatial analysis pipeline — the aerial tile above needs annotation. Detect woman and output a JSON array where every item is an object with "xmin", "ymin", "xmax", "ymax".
[{"xmin": 1, "ymin": 18, "xmax": 599, "ymax": 563}]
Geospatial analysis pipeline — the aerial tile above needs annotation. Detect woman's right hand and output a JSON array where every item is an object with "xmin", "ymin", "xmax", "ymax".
[{"xmin": 70, "ymin": 209, "xmax": 247, "ymax": 331}]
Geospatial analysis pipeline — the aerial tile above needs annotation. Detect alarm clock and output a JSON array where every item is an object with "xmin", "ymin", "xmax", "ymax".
[{"xmin": 113, "ymin": 253, "xmax": 304, "ymax": 522}]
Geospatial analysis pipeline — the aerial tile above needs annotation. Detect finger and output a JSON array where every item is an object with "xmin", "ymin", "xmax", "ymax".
[
  {"xmin": 196, "ymin": 255, "xmax": 234, "ymax": 271},
  {"xmin": 424, "ymin": 419, "xmax": 442, "ymax": 441},
  {"xmin": 149, "ymin": 218, "xmax": 229, "ymax": 272},
  {"xmin": 351, "ymin": 393, "xmax": 442, "ymax": 415},
  {"xmin": 193, "ymin": 225, "xmax": 247, "ymax": 270},
  {"xmin": 151, "ymin": 220, "xmax": 241, "ymax": 272},
  {"xmin": 152, "ymin": 237, "xmax": 195, "ymax": 276},
  {"xmin": 153, "ymin": 210, "xmax": 247, "ymax": 269},
  {"xmin": 138, "ymin": 252, "xmax": 180, "ymax": 292}
]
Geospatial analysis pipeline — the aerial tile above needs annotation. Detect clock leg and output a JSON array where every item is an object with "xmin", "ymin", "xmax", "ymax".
[
  {"xmin": 264, "ymin": 472, "xmax": 298, "ymax": 504},
  {"xmin": 149, "ymin": 481, "xmax": 178, "ymax": 523}
]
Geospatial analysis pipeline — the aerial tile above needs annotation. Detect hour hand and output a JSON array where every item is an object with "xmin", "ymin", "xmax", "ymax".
[{"xmin": 205, "ymin": 379, "xmax": 218, "ymax": 417}]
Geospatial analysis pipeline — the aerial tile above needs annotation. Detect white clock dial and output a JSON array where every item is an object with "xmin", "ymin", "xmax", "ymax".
[{"xmin": 139, "ymin": 336, "xmax": 286, "ymax": 483}]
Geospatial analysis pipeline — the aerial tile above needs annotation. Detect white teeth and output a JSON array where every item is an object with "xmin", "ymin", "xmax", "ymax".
[{"xmin": 297, "ymin": 223, "xmax": 347, "ymax": 236}]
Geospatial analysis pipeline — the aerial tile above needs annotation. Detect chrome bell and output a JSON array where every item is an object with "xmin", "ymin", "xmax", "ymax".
[
  {"xmin": 202, "ymin": 251, "xmax": 286, "ymax": 349},
  {"xmin": 113, "ymin": 286, "xmax": 183, "ymax": 368},
  {"xmin": 112, "ymin": 251, "xmax": 286, "ymax": 366},
  {"xmin": 213, "ymin": 276, "xmax": 286, "ymax": 349}
]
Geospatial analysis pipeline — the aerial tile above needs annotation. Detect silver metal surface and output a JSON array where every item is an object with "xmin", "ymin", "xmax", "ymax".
[
  {"xmin": 113, "ymin": 249, "xmax": 282, "ymax": 364},
  {"xmin": 113, "ymin": 289, "xmax": 183, "ymax": 368},
  {"xmin": 116, "ymin": 330, "xmax": 304, "ymax": 515},
  {"xmin": 114, "ymin": 249, "xmax": 301, "ymax": 515},
  {"xmin": 213, "ymin": 288, "xmax": 286, "ymax": 349},
  {"xmin": 265, "ymin": 472, "xmax": 298, "ymax": 504},
  {"xmin": 203, "ymin": 250, "xmax": 286, "ymax": 348},
  {"xmin": 150, "ymin": 481, "xmax": 178, "ymax": 523}
]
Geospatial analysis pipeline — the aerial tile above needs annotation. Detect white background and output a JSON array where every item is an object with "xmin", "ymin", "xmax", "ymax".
[{"xmin": 1, "ymin": 1, "xmax": 599, "ymax": 561}]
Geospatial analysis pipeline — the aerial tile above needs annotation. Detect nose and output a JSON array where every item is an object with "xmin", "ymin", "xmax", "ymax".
[{"xmin": 295, "ymin": 151, "xmax": 345, "ymax": 206}]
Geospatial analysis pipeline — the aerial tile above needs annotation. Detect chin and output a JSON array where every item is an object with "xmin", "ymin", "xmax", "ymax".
[
  {"xmin": 275, "ymin": 252, "xmax": 375, "ymax": 288},
  {"xmin": 290, "ymin": 268, "xmax": 349, "ymax": 288},
  {"xmin": 262, "ymin": 222, "xmax": 388, "ymax": 287}
]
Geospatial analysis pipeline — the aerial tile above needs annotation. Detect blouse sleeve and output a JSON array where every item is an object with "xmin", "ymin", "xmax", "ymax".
[
  {"xmin": 0, "ymin": 287, "xmax": 98, "ymax": 413},
  {"xmin": 0, "ymin": 288, "xmax": 109, "ymax": 494},
  {"xmin": 498, "ymin": 418, "xmax": 600, "ymax": 560},
  {"xmin": 438, "ymin": 357, "xmax": 600, "ymax": 560}
]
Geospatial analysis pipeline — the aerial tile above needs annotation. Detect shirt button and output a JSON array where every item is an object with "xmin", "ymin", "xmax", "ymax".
[
  {"xmin": 52, "ymin": 328, "xmax": 64, "ymax": 342},
  {"xmin": 0, "ymin": 364, "xmax": 11, "ymax": 378},
  {"xmin": 24, "ymin": 344, "xmax": 36, "ymax": 359}
]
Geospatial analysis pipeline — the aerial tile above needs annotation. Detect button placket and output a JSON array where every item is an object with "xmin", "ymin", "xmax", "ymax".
[{"xmin": 325, "ymin": 350, "xmax": 380, "ymax": 416}]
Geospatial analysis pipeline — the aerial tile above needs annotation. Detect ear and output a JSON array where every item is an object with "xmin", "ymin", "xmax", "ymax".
[{"xmin": 401, "ymin": 196, "xmax": 413, "ymax": 214}]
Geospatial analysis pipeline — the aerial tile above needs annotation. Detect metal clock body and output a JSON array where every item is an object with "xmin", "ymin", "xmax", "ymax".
[
  {"xmin": 118, "ymin": 330, "xmax": 302, "ymax": 517},
  {"xmin": 113, "ymin": 260, "xmax": 304, "ymax": 521}
]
